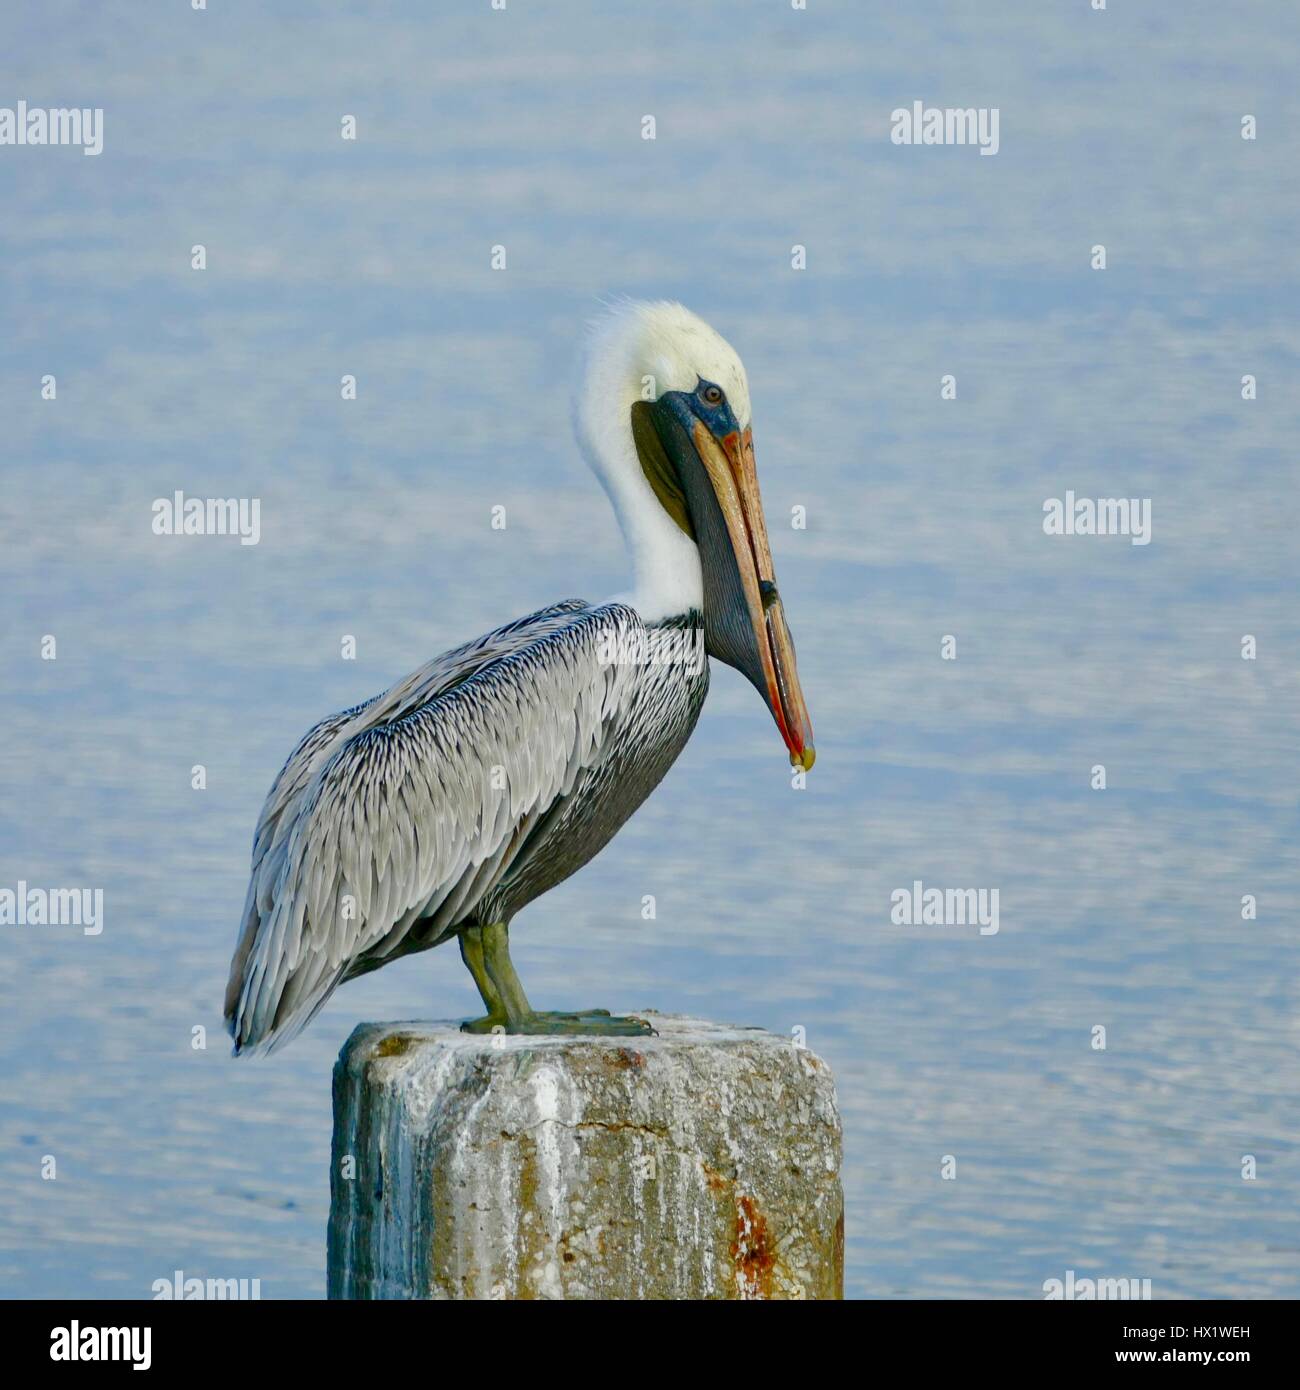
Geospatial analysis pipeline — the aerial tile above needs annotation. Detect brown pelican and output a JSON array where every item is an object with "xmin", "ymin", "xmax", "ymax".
[{"xmin": 224, "ymin": 301, "xmax": 814, "ymax": 1054}]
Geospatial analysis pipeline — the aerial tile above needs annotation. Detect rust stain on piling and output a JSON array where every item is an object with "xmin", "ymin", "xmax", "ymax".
[
  {"xmin": 602, "ymin": 1048, "xmax": 646, "ymax": 1070},
  {"xmin": 703, "ymin": 1162, "xmax": 729, "ymax": 1195},
  {"xmin": 731, "ymin": 1193, "xmax": 776, "ymax": 1298}
]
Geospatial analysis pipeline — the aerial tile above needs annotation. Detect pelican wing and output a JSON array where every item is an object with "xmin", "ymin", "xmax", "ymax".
[{"xmin": 225, "ymin": 599, "xmax": 639, "ymax": 1053}]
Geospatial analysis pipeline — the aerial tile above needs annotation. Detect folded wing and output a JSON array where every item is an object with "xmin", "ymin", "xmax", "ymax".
[{"xmin": 224, "ymin": 600, "xmax": 640, "ymax": 1053}]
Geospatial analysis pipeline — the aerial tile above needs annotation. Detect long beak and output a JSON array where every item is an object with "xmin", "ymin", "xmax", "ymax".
[{"xmin": 688, "ymin": 420, "xmax": 816, "ymax": 771}]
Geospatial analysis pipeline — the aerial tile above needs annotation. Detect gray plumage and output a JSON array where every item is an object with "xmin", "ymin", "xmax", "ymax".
[{"xmin": 224, "ymin": 600, "xmax": 708, "ymax": 1053}]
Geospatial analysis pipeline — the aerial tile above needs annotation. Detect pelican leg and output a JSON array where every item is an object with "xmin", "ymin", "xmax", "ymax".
[
  {"xmin": 458, "ymin": 925, "xmax": 509, "ymax": 1032},
  {"xmin": 459, "ymin": 922, "xmax": 653, "ymax": 1036}
]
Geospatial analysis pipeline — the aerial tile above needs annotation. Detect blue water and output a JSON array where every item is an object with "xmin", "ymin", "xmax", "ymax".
[{"xmin": 2, "ymin": 0, "xmax": 1297, "ymax": 1298}]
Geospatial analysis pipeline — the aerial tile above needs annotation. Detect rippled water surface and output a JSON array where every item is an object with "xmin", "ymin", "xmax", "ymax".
[{"xmin": 2, "ymin": 1, "xmax": 1298, "ymax": 1298}]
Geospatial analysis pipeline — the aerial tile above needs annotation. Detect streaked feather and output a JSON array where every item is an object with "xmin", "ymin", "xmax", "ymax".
[{"xmin": 224, "ymin": 600, "xmax": 707, "ymax": 1054}]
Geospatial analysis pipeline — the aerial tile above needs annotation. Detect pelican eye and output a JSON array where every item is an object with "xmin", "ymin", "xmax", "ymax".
[{"xmin": 700, "ymin": 383, "xmax": 724, "ymax": 407}]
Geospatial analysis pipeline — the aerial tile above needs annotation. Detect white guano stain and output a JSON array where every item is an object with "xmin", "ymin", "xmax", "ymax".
[{"xmin": 527, "ymin": 1063, "xmax": 581, "ymax": 1299}]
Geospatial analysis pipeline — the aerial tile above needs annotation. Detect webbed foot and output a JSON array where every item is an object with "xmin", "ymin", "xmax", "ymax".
[
  {"xmin": 460, "ymin": 1009, "xmax": 654, "ymax": 1037},
  {"xmin": 516, "ymin": 1010, "xmax": 655, "ymax": 1036},
  {"xmin": 457, "ymin": 923, "xmax": 654, "ymax": 1037},
  {"xmin": 460, "ymin": 1012, "xmax": 507, "ymax": 1034}
]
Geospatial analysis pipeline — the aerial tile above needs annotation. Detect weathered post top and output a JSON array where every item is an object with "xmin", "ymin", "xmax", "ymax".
[{"xmin": 328, "ymin": 1012, "xmax": 843, "ymax": 1300}]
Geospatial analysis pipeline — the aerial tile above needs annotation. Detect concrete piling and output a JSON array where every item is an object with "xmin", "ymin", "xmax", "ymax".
[{"xmin": 327, "ymin": 1013, "xmax": 843, "ymax": 1299}]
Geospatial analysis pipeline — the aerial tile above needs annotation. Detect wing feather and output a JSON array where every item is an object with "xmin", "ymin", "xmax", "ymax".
[{"xmin": 225, "ymin": 600, "xmax": 638, "ymax": 1053}]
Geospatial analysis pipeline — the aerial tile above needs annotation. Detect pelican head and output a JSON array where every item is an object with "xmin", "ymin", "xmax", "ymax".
[{"xmin": 574, "ymin": 300, "xmax": 814, "ymax": 771}]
